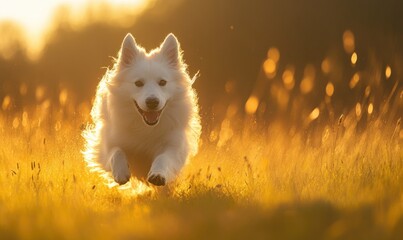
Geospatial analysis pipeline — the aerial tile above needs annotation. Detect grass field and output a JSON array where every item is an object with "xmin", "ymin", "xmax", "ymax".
[
  {"xmin": 0, "ymin": 0, "xmax": 402, "ymax": 238},
  {"xmin": 0, "ymin": 106, "xmax": 402, "ymax": 239}
]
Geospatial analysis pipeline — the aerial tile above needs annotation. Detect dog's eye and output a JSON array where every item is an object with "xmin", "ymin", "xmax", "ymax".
[
  {"xmin": 159, "ymin": 79, "xmax": 167, "ymax": 86},
  {"xmin": 134, "ymin": 81, "xmax": 144, "ymax": 87}
]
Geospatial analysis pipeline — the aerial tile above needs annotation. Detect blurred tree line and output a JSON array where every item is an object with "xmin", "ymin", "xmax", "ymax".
[{"xmin": 0, "ymin": 0, "xmax": 402, "ymax": 125}]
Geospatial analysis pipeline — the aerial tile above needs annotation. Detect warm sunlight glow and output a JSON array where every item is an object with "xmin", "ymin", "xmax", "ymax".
[
  {"xmin": 351, "ymin": 52, "xmax": 358, "ymax": 65},
  {"xmin": 0, "ymin": 2, "xmax": 402, "ymax": 239},
  {"xmin": 245, "ymin": 95, "xmax": 259, "ymax": 115},
  {"xmin": 0, "ymin": 0, "xmax": 151, "ymax": 59},
  {"xmin": 217, "ymin": 119, "xmax": 234, "ymax": 147},
  {"xmin": 385, "ymin": 65, "xmax": 392, "ymax": 79},
  {"xmin": 118, "ymin": 179, "xmax": 154, "ymax": 196}
]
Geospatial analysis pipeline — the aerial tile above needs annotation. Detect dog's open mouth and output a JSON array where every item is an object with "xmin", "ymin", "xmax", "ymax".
[{"xmin": 134, "ymin": 101, "xmax": 164, "ymax": 126}]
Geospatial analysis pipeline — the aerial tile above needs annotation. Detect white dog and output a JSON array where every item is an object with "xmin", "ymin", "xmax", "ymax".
[{"xmin": 83, "ymin": 33, "xmax": 201, "ymax": 186}]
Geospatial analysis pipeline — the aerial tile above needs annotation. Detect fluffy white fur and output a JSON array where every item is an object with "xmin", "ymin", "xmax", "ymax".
[{"xmin": 82, "ymin": 33, "xmax": 201, "ymax": 186}]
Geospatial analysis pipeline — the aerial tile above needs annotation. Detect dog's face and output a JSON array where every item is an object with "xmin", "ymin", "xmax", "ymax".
[{"xmin": 114, "ymin": 33, "xmax": 186, "ymax": 126}]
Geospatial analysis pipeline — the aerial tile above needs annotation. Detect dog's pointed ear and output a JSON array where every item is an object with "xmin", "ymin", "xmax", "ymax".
[
  {"xmin": 119, "ymin": 33, "xmax": 138, "ymax": 68},
  {"xmin": 160, "ymin": 33, "xmax": 181, "ymax": 67}
]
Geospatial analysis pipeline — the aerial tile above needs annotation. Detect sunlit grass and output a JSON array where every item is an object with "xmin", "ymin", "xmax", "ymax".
[
  {"xmin": 0, "ymin": 35, "xmax": 402, "ymax": 238},
  {"xmin": 0, "ymin": 105, "xmax": 402, "ymax": 239},
  {"xmin": 0, "ymin": 0, "xmax": 402, "ymax": 236}
]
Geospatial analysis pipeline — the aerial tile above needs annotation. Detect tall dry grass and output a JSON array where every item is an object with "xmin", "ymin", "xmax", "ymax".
[{"xmin": 0, "ymin": 102, "xmax": 401, "ymax": 239}]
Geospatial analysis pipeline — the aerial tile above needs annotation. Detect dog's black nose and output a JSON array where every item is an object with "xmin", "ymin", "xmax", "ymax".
[{"xmin": 146, "ymin": 97, "xmax": 159, "ymax": 110}]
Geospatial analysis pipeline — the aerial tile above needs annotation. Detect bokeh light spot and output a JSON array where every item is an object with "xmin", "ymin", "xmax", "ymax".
[
  {"xmin": 300, "ymin": 64, "xmax": 315, "ymax": 94},
  {"xmin": 385, "ymin": 66, "xmax": 391, "ymax": 79},
  {"xmin": 365, "ymin": 86, "xmax": 371, "ymax": 97},
  {"xmin": 343, "ymin": 30, "xmax": 355, "ymax": 54},
  {"xmin": 245, "ymin": 96, "xmax": 259, "ymax": 115},
  {"xmin": 326, "ymin": 82, "xmax": 334, "ymax": 97},
  {"xmin": 263, "ymin": 59, "xmax": 276, "ymax": 78},
  {"xmin": 309, "ymin": 108, "xmax": 320, "ymax": 120},
  {"xmin": 321, "ymin": 58, "xmax": 331, "ymax": 74},
  {"xmin": 355, "ymin": 103, "xmax": 362, "ymax": 117},
  {"xmin": 300, "ymin": 77, "xmax": 314, "ymax": 94},
  {"xmin": 35, "ymin": 86, "xmax": 45, "ymax": 102},
  {"xmin": 267, "ymin": 47, "xmax": 280, "ymax": 63},
  {"xmin": 282, "ymin": 67, "xmax": 295, "ymax": 90},
  {"xmin": 22, "ymin": 111, "xmax": 29, "ymax": 128},
  {"xmin": 367, "ymin": 103, "xmax": 373, "ymax": 115},
  {"xmin": 59, "ymin": 89, "xmax": 68, "ymax": 106},
  {"xmin": 351, "ymin": 52, "xmax": 358, "ymax": 65},
  {"xmin": 2, "ymin": 95, "xmax": 11, "ymax": 110},
  {"xmin": 349, "ymin": 73, "xmax": 360, "ymax": 88},
  {"xmin": 12, "ymin": 117, "xmax": 20, "ymax": 129}
]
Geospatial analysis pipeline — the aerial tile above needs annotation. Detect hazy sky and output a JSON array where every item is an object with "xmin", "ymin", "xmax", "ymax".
[{"xmin": 0, "ymin": 0, "xmax": 148, "ymax": 57}]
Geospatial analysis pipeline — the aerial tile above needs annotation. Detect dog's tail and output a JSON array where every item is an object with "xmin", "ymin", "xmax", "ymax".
[{"xmin": 190, "ymin": 71, "xmax": 200, "ymax": 85}]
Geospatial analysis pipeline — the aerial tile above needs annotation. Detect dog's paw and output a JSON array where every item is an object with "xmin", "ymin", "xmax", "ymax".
[
  {"xmin": 147, "ymin": 174, "xmax": 166, "ymax": 186},
  {"xmin": 110, "ymin": 150, "xmax": 131, "ymax": 185},
  {"xmin": 112, "ymin": 168, "xmax": 130, "ymax": 185}
]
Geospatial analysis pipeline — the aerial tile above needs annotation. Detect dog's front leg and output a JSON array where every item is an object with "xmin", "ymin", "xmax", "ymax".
[
  {"xmin": 108, "ymin": 147, "xmax": 131, "ymax": 185},
  {"xmin": 148, "ymin": 133, "xmax": 188, "ymax": 186}
]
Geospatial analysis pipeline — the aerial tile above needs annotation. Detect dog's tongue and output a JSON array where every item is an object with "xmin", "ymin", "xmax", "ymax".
[{"xmin": 143, "ymin": 111, "xmax": 160, "ymax": 124}]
